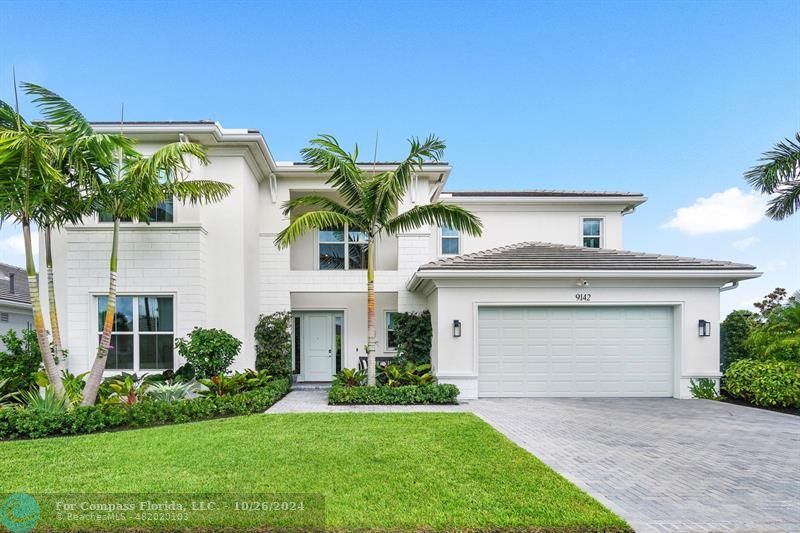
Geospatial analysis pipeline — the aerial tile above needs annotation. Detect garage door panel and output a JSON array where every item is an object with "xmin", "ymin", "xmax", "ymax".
[{"xmin": 478, "ymin": 306, "xmax": 673, "ymax": 397}]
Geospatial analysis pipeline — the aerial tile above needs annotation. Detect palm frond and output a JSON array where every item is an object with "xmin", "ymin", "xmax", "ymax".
[
  {"xmin": 169, "ymin": 179, "xmax": 233, "ymax": 204},
  {"xmin": 300, "ymin": 135, "xmax": 364, "ymax": 207},
  {"xmin": 765, "ymin": 179, "xmax": 800, "ymax": 220},
  {"xmin": 274, "ymin": 210, "xmax": 358, "ymax": 249},
  {"xmin": 0, "ymin": 99, "xmax": 23, "ymax": 130},
  {"xmin": 744, "ymin": 133, "xmax": 800, "ymax": 221},
  {"xmin": 21, "ymin": 82, "xmax": 93, "ymax": 137},
  {"xmin": 281, "ymin": 194, "xmax": 361, "ymax": 220},
  {"xmin": 385, "ymin": 202, "xmax": 483, "ymax": 236}
]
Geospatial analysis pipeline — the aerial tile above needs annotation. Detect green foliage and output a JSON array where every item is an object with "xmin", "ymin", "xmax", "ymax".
[
  {"xmin": 254, "ymin": 312, "xmax": 293, "ymax": 379},
  {"xmin": 746, "ymin": 301, "xmax": 800, "ymax": 362},
  {"xmin": 379, "ymin": 362, "xmax": 434, "ymax": 387},
  {"xmin": 34, "ymin": 369, "xmax": 88, "ymax": 405},
  {"xmin": 720, "ymin": 310, "xmax": 757, "ymax": 370},
  {"xmin": 175, "ymin": 327, "xmax": 242, "ymax": 379},
  {"xmin": 0, "ymin": 379, "xmax": 21, "ymax": 408},
  {"xmin": 20, "ymin": 385, "xmax": 71, "ymax": 413},
  {"xmin": 333, "ymin": 368, "xmax": 367, "ymax": 387},
  {"xmin": 197, "ymin": 370, "xmax": 273, "ymax": 397},
  {"xmin": 744, "ymin": 134, "xmax": 800, "ymax": 220},
  {"xmin": 0, "ymin": 328, "xmax": 41, "ymax": 396},
  {"xmin": 328, "ymin": 383, "xmax": 459, "ymax": 405},
  {"xmin": 393, "ymin": 310, "xmax": 432, "ymax": 365},
  {"xmin": 102, "ymin": 373, "xmax": 150, "ymax": 405},
  {"xmin": 146, "ymin": 381, "xmax": 197, "ymax": 402},
  {"xmin": 0, "ymin": 378, "xmax": 290, "ymax": 440},
  {"xmin": 723, "ymin": 359, "xmax": 800, "ymax": 408},
  {"xmin": 689, "ymin": 378, "xmax": 720, "ymax": 400}
]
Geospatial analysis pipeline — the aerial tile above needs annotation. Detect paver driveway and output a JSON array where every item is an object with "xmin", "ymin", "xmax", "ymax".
[{"xmin": 469, "ymin": 398, "xmax": 800, "ymax": 533}]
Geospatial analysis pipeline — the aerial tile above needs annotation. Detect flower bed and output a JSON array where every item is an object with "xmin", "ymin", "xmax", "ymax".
[
  {"xmin": 0, "ymin": 378, "xmax": 290, "ymax": 440},
  {"xmin": 328, "ymin": 382, "xmax": 459, "ymax": 405}
]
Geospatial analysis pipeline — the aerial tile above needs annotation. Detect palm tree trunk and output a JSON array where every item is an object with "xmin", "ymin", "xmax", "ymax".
[
  {"xmin": 366, "ymin": 237, "xmax": 377, "ymax": 386},
  {"xmin": 81, "ymin": 218, "xmax": 119, "ymax": 406},
  {"xmin": 23, "ymin": 221, "xmax": 64, "ymax": 396},
  {"xmin": 45, "ymin": 226, "xmax": 66, "ymax": 374}
]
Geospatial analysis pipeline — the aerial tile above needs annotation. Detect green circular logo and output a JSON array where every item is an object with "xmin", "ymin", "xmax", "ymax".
[{"xmin": 1, "ymin": 493, "xmax": 40, "ymax": 533}]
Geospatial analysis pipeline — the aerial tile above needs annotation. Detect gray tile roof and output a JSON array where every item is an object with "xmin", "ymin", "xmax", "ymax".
[
  {"xmin": 418, "ymin": 242, "xmax": 756, "ymax": 271},
  {"xmin": 0, "ymin": 263, "xmax": 30, "ymax": 305},
  {"xmin": 444, "ymin": 190, "xmax": 644, "ymax": 198}
]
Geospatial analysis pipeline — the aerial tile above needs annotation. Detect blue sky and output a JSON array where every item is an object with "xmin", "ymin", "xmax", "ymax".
[{"xmin": 1, "ymin": 0, "xmax": 798, "ymax": 317}]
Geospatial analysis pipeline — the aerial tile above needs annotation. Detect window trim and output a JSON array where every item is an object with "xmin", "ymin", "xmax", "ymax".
[
  {"xmin": 97, "ymin": 196, "xmax": 175, "ymax": 224},
  {"xmin": 384, "ymin": 310, "xmax": 399, "ymax": 353},
  {"xmin": 440, "ymin": 225, "xmax": 460, "ymax": 256},
  {"xmin": 94, "ymin": 292, "xmax": 176, "ymax": 374},
  {"xmin": 580, "ymin": 217, "xmax": 604, "ymax": 248},
  {"xmin": 316, "ymin": 225, "xmax": 371, "ymax": 270}
]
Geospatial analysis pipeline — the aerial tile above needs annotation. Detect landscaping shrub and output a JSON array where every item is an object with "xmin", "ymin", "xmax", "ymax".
[
  {"xmin": 378, "ymin": 362, "xmax": 434, "ymax": 387},
  {"xmin": 254, "ymin": 312, "xmax": 293, "ymax": 379},
  {"xmin": 723, "ymin": 359, "xmax": 800, "ymax": 408},
  {"xmin": 393, "ymin": 310, "xmax": 432, "ymax": 364},
  {"xmin": 0, "ymin": 328, "xmax": 41, "ymax": 396},
  {"xmin": 328, "ymin": 382, "xmax": 459, "ymax": 405},
  {"xmin": 175, "ymin": 327, "xmax": 242, "ymax": 378},
  {"xmin": 720, "ymin": 310, "xmax": 757, "ymax": 370},
  {"xmin": 746, "ymin": 301, "xmax": 800, "ymax": 362},
  {"xmin": 333, "ymin": 367, "xmax": 366, "ymax": 387},
  {"xmin": 689, "ymin": 378, "xmax": 719, "ymax": 400},
  {"xmin": 0, "ymin": 378, "xmax": 290, "ymax": 440}
]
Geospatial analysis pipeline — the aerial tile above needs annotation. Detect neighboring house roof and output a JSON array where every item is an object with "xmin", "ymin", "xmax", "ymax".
[
  {"xmin": 0, "ymin": 263, "xmax": 30, "ymax": 305},
  {"xmin": 443, "ymin": 190, "xmax": 644, "ymax": 198},
  {"xmin": 418, "ymin": 242, "xmax": 757, "ymax": 272}
]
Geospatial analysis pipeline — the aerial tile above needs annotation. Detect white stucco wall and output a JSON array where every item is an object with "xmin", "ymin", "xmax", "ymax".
[
  {"xmin": 426, "ymin": 278, "xmax": 723, "ymax": 399},
  {"xmin": 0, "ymin": 303, "xmax": 33, "ymax": 347}
]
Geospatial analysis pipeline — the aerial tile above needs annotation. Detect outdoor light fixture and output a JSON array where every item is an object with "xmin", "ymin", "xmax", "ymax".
[
  {"xmin": 698, "ymin": 320, "xmax": 711, "ymax": 337},
  {"xmin": 453, "ymin": 320, "xmax": 462, "ymax": 338}
]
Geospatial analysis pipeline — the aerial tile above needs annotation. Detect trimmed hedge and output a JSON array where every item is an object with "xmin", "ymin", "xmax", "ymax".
[
  {"xmin": 723, "ymin": 359, "xmax": 800, "ymax": 408},
  {"xmin": 328, "ymin": 383, "xmax": 459, "ymax": 405},
  {"xmin": 0, "ymin": 378, "xmax": 290, "ymax": 440}
]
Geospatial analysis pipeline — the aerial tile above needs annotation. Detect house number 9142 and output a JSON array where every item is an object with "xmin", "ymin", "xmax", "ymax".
[{"xmin": 575, "ymin": 293, "xmax": 591, "ymax": 302}]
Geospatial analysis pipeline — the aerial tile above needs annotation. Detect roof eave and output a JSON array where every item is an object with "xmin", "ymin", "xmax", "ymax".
[
  {"xmin": 407, "ymin": 269, "xmax": 762, "ymax": 291},
  {"xmin": 442, "ymin": 195, "xmax": 648, "ymax": 207}
]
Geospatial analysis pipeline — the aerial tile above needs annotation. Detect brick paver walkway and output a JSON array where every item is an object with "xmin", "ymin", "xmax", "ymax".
[{"xmin": 267, "ymin": 391, "xmax": 800, "ymax": 532}]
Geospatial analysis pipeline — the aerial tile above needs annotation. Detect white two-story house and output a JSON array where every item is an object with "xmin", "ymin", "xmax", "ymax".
[{"xmin": 44, "ymin": 121, "xmax": 760, "ymax": 399}]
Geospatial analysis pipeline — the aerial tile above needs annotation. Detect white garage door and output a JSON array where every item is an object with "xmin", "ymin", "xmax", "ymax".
[{"xmin": 478, "ymin": 306, "xmax": 674, "ymax": 397}]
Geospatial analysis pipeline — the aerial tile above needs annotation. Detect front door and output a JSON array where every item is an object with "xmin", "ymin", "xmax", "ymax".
[{"xmin": 302, "ymin": 313, "xmax": 335, "ymax": 381}]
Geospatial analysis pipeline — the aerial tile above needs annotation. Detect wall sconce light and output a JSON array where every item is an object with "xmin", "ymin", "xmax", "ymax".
[
  {"xmin": 453, "ymin": 320, "xmax": 462, "ymax": 338},
  {"xmin": 698, "ymin": 320, "xmax": 711, "ymax": 337}
]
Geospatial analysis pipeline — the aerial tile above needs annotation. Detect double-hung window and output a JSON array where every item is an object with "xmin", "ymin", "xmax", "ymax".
[
  {"xmin": 441, "ymin": 224, "xmax": 460, "ymax": 255},
  {"xmin": 385, "ymin": 311, "xmax": 399, "ymax": 351},
  {"xmin": 582, "ymin": 218, "xmax": 603, "ymax": 248},
  {"xmin": 319, "ymin": 226, "xmax": 368, "ymax": 270},
  {"xmin": 97, "ymin": 295, "xmax": 174, "ymax": 372},
  {"xmin": 98, "ymin": 198, "xmax": 174, "ymax": 223}
]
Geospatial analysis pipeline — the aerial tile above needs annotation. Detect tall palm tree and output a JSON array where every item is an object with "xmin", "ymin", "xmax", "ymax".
[
  {"xmin": 275, "ymin": 134, "xmax": 482, "ymax": 385},
  {"xmin": 81, "ymin": 139, "xmax": 233, "ymax": 406},
  {"xmin": 745, "ymin": 133, "xmax": 800, "ymax": 220}
]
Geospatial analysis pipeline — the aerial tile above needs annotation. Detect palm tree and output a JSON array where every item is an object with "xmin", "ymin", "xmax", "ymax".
[
  {"xmin": 275, "ymin": 134, "xmax": 482, "ymax": 385},
  {"xmin": 81, "ymin": 139, "xmax": 233, "ymax": 406},
  {"xmin": 745, "ymin": 133, "xmax": 800, "ymax": 220}
]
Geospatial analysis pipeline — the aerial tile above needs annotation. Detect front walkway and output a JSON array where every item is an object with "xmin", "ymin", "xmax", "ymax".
[{"xmin": 267, "ymin": 391, "xmax": 800, "ymax": 533}]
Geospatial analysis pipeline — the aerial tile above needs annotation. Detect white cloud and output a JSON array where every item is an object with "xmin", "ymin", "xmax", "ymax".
[
  {"xmin": 732, "ymin": 236, "xmax": 759, "ymax": 250},
  {"xmin": 763, "ymin": 259, "xmax": 788, "ymax": 273},
  {"xmin": 0, "ymin": 231, "xmax": 38, "ymax": 260},
  {"xmin": 662, "ymin": 187, "xmax": 765, "ymax": 235}
]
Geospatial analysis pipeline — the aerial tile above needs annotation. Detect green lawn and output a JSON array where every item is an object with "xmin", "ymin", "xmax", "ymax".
[{"xmin": 0, "ymin": 412, "xmax": 629, "ymax": 532}]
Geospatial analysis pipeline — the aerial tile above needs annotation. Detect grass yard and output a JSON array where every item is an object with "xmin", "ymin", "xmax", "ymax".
[{"xmin": 0, "ymin": 412, "xmax": 629, "ymax": 532}]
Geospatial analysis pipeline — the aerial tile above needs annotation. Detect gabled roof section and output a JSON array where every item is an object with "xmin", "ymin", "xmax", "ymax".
[
  {"xmin": 0, "ymin": 263, "xmax": 30, "ymax": 305},
  {"xmin": 418, "ymin": 242, "xmax": 757, "ymax": 271}
]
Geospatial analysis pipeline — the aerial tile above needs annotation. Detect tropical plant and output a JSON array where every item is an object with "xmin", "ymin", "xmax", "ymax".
[
  {"xmin": 754, "ymin": 287, "xmax": 792, "ymax": 316},
  {"xmin": 174, "ymin": 328, "xmax": 242, "ymax": 379},
  {"xmin": 1, "ymin": 80, "xmax": 138, "ymax": 399},
  {"xmin": 254, "ymin": 312, "xmax": 293, "ymax": 379},
  {"xmin": 0, "ymin": 328, "xmax": 41, "ymax": 395},
  {"xmin": 334, "ymin": 367, "xmax": 367, "ymax": 387},
  {"xmin": 746, "ymin": 300, "xmax": 800, "ymax": 362},
  {"xmin": 80, "ymin": 144, "xmax": 233, "ymax": 406},
  {"xmin": 197, "ymin": 370, "xmax": 272, "ymax": 397},
  {"xmin": 744, "ymin": 133, "xmax": 800, "ymax": 220},
  {"xmin": 274, "ymin": 135, "xmax": 482, "ymax": 384},
  {"xmin": 146, "ymin": 381, "xmax": 198, "ymax": 402},
  {"xmin": 34, "ymin": 369, "xmax": 88, "ymax": 405},
  {"xmin": 689, "ymin": 378, "xmax": 720, "ymax": 400},
  {"xmin": 723, "ymin": 359, "xmax": 800, "ymax": 408},
  {"xmin": 0, "ymin": 378, "xmax": 21, "ymax": 408},
  {"xmin": 20, "ymin": 385, "xmax": 71, "ymax": 413},
  {"xmin": 720, "ymin": 310, "xmax": 757, "ymax": 371},
  {"xmin": 393, "ymin": 310, "xmax": 433, "ymax": 365},
  {"xmin": 380, "ymin": 361, "xmax": 434, "ymax": 387},
  {"xmin": 103, "ymin": 373, "xmax": 150, "ymax": 405}
]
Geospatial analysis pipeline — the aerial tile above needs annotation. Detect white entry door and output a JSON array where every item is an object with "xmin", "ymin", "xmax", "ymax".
[
  {"xmin": 301, "ymin": 313, "xmax": 335, "ymax": 381},
  {"xmin": 478, "ymin": 306, "xmax": 674, "ymax": 397}
]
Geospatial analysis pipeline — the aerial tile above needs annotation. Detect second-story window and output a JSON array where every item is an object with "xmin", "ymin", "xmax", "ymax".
[
  {"xmin": 441, "ymin": 224, "xmax": 460, "ymax": 255},
  {"xmin": 582, "ymin": 218, "xmax": 603, "ymax": 248},
  {"xmin": 98, "ymin": 197, "xmax": 174, "ymax": 223},
  {"xmin": 319, "ymin": 226, "xmax": 368, "ymax": 270}
]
